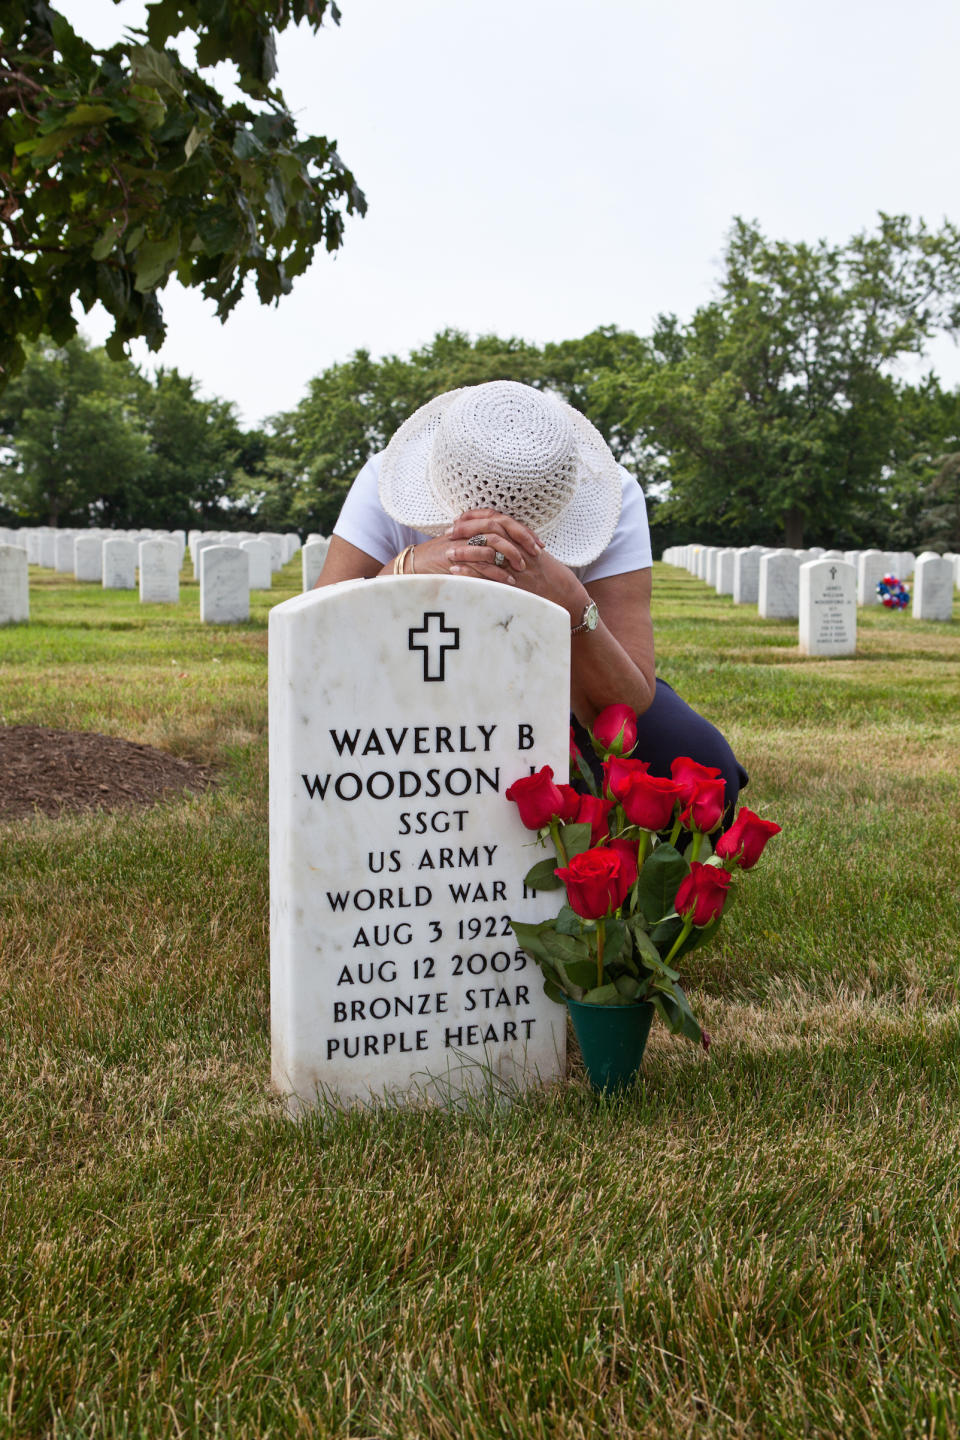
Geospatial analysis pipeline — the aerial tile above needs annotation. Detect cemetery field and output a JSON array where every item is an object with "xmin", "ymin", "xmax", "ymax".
[{"xmin": 2, "ymin": 562, "xmax": 960, "ymax": 1440}]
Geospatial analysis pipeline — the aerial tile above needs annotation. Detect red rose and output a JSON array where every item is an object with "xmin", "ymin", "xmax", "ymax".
[
  {"xmin": 679, "ymin": 777, "xmax": 726, "ymax": 834},
  {"xmin": 555, "ymin": 784, "xmax": 582, "ymax": 824},
  {"xmin": 591, "ymin": 703, "xmax": 637, "ymax": 757},
  {"xmin": 619, "ymin": 771, "xmax": 683, "ymax": 832},
  {"xmin": 575, "ymin": 793, "xmax": 615, "ymax": 845},
  {"xmin": 555, "ymin": 846, "xmax": 634, "ymax": 920},
  {"xmin": 505, "ymin": 766, "xmax": 567, "ymax": 830},
  {"xmin": 674, "ymin": 862, "xmax": 731, "ymax": 926},
  {"xmin": 670, "ymin": 756, "xmax": 723, "ymax": 808},
  {"xmin": 606, "ymin": 837, "xmax": 640, "ymax": 896},
  {"xmin": 603, "ymin": 755, "xmax": 650, "ymax": 801},
  {"xmin": 714, "ymin": 808, "xmax": 782, "ymax": 869}
]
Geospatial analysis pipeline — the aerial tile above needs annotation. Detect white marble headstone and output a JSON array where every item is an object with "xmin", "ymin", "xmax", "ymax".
[
  {"xmin": 0, "ymin": 544, "xmax": 29, "ymax": 624},
  {"xmin": 102, "ymin": 538, "xmax": 137, "ymax": 589},
  {"xmin": 139, "ymin": 539, "xmax": 180, "ymax": 604},
  {"xmin": 715, "ymin": 549, "xmax": 735, "ymax": 595},
  {"xmin": 74, "ymin": 535, "xmax": 103, "ymax": 582},
  {"xmin": 54, "ymin": 532, "xmax": 76, "ymax": 574},
  {"xmin": 302, "ymin": 540, "xmax": 330, "ymax": 591},
  {"xmin": 200, "ymin": 545, "xmax": 249, "ymax": 623},
  {"xmin": 758, "ymin": 551, "xmax": 800, "ymax": 620},
  {"xmin": 799, "ymin": 559, "xmax": 856, "ymax": 656},
  {"xmin": 269, "ymin": 575, "xmax": 569, "ymax": 1112},
  {"xmin": 912, "ymin": 555, "xmax": 954, "ymax": 621},
  {"xmin": 857, "ymin": 550, "xmax": 888, "ymax": 607},
  {"xmin": 732, "ymin": 547, "xmax": 763, "ymax": 605},
  {"xmin": 240, "ymin": 538, "xmax": 273, "ymax": 590}
]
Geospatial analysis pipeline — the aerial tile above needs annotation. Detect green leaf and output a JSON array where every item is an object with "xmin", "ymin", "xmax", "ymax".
[
  {"xmin": 555, "ymin": 904, "xmax": 584, "ymax": 936},
  {"xmin": 615, "ymin": 975, "xmax": 642, "ymax": 1001},
  {"xmin": 581, "ymin": 983, "xmax": 624, "ymax": 1006},
  {"xmin": 62, "ymin": 103, "xmax": 116, "ymax": 127},
  {"xmin": 508, "ymin": 920, "xmax": 555, "ymax": 965},
  {"xmin": 522, "ymin": 857, "xmax": 562, "ymax": 891},
  {"xmin": 184, "ymin": 126, "xmax": 205, "ymax": 160},
  {"xmin": 636, "ymin": 844, "xmax": 689, "ymax": 924},
  {"xmin": 91, "ymin": 225, "xmax": 120, "ymax": 262},
  {"xmin": 543, "ymin": 978, "xmax": 566, "ymax": 1004},
  {"xmin": 559, "ymin": 822, "xmax": 592, "ymax": 860},
  {"xmin": 129, "ymin": 45, "xmax": 184, "ymax": 99},
  {"xmin": 573, "ymin": 748, "xmax": 599, "ymax": 795},
  {"xmin": 602, "ymin": 917, "xmax": 628, "ymax": 968},
  {"xmin": 134, "ymin": 231, "xmax": 181, "ymax": 292},
  {"xmin": 649, "ymin": 985, "xmax": 703, "ymax": 1045},
  {"xmin": 557, "ymin": 959, "xmax": 599, "ymax": 992}
]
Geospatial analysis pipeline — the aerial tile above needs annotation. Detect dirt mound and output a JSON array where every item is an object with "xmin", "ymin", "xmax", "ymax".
[{"xmin": 0, "ymin": 726, "xmax": 214, "ymax": 821}]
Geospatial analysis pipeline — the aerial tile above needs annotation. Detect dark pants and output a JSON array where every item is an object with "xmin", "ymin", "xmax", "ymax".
[{"xmin": 571, "ymin": 680, "xmax": 748, "ymax": 828}]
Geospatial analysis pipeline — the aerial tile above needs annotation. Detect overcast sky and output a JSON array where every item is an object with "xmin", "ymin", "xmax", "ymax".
[{"xmin": 68, "ymin": 0, "xmax": 960, "ymax": 427}]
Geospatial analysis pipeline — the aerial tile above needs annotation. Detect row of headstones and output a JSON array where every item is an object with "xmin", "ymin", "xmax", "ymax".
[
  {"xmin": 0, "ymin": 528, "xmax": 332, "ymax": 626},
  {"xmin": 661, "ymin": 544, "xmax": 956, "ymax": 655}
]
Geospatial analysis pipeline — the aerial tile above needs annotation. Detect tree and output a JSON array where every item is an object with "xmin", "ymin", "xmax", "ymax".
[
  {"xmin": 600, "ymin": 216, "xmax": 960, "ymax": 546},
  {"xmin": 0, "ymin": 1, "xmax": 366, "ymax": 386},
  {"xmin": 0, "ymin": 334, "xmax": 150, "ymax": 524},
  {"xmin": 256, "ymin": 330, "xmax": 548, "ymax": 532}
]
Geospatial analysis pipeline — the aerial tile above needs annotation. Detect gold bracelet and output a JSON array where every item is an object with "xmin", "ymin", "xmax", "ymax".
[
  {"xmin": 409, "ymin": 545, "xmax": 416, "ymax": 574},
  {"xmin": 393, "ymin": 544, "xmax": 414, "ymax": 575}
]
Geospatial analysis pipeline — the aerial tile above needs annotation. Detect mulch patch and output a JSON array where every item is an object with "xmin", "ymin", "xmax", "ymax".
[{"xmin": 0, "ymin": 726, "xmax": 215, "ymax": 821}]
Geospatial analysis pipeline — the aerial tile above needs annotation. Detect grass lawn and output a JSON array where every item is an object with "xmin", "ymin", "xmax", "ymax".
[{"xmin": 2, "ymin": 560, "xmax": 959, "ymax": 1439}]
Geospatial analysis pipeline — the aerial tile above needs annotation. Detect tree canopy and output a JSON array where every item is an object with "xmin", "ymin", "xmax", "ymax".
[
  {"xmin": 0, "ymin": 1, "xmax": 366, "ymax": 386},
  {"xmin": 597, "ymin": 215, "xmax": 960, "ymax": 545}
]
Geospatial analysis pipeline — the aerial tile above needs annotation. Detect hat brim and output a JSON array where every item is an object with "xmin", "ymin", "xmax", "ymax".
[{"xmin": 378, "ymin": 389, "xmax": 623, "ymax": 569}]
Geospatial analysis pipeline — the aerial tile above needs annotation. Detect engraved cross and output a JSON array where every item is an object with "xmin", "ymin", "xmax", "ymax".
[{"xmin": 409, "ymin": 611, "xmax": 460, "ymax": 682}]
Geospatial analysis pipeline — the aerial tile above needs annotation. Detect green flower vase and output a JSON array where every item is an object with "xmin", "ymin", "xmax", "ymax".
[{"xmin": 566, "ymin": 998, "xmax": 655, "ymax": 1094}]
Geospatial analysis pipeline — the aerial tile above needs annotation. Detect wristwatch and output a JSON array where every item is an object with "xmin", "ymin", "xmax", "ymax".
[{"xmin": 571, "ymin": 599, "xmax": 599, "ymax": 635}]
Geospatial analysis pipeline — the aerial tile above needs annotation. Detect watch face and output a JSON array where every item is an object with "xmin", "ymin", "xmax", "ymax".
[{"xmin": 586, "ymin": 601, "xmax": 599, "ymax": 630}]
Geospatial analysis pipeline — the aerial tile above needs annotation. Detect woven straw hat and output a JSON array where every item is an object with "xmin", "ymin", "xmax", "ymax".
[{"xmin": 378, "ymin": 381, "xmax": 623, "ymax": 567}]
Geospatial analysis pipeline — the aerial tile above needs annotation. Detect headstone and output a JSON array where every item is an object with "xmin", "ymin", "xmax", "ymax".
[
  {"xmin": 102, "ymin": 537, "xmax": 137, "ymax": 589},
  {"xmin": 799, "ymin": 559, "xmax": 856, "ymax": 656},
  {"xmin": 758, "ymin": 551, "xmax": 800, "ymax": 619},
  {"xmin": 268, "ymin": 575, "xmax": 569, "ymax": 1112},
  {"xmin": 54, "ymin": 532, "xmax": 76, "ymax": 573},
  {"xmin": 192, "ymin": 535, "xmax": 221, "ymax": 571},
  {"xmin": 732, "ymin": 547, "xmax": 763, "ymax": 605},
  {"xmin": 262, "ymin": 533, "xmax": 286, "ymax": 572},
  {"xmin": 704, "ymin": 548, "xmax": 718, "ymax": 587},
  {"xmin": 857, "ymin": 550, "xmax": 888, "ymax": 606},
  {"xmin": 39, "ymin": 532, "xmax": 57, "ymax": 568},
  {"xmin": 302, "ymin": 539, "xmax": 330, "ymax": 591},
  {"xmin": 912, "ymin": 555, "xmax": 954, "ymax": 621},
  {"xmin": 715, "ymin": 549, "xmax": 735, "ymax": 595},
  {"xmin": 0, "ymin": 544, "xmax": 29, "ymax": 624},
  {"xmin": 200, "ymin": 545, "xmax": 249, "ymax": 623},
  {"xmin": 240, "ymin": 538, "xmax": 273, "ymax": 590},
  {"xmin": 74, "ymin": 536, "xmax": 103, "ymax": 582},
  {"xmin": 139, "ymin": 539, "xmax": 181, "ymax": 604}
]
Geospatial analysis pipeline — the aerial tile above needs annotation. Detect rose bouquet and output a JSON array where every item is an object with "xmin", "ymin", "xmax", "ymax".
[{"xmin": 506, "ymin": 704, "xmax": 780, "ymax": 1052}]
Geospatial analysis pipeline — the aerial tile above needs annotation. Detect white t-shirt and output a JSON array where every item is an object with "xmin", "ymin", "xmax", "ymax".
[{"xmin": 332, "ymin": 452, "xmax": 653, "ymax": 582}]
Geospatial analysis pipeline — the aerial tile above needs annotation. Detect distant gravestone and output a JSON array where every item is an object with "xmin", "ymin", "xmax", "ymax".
[
  {"xmin": 74, "ymin": 536, "xmax": 103, "ymax": 582},
  {"xmin": 240, "ymin": 538, "xmax": 273, "ymax": 590},
  {"xmin": 200, "ymin": 545, "xmax": 249, "ymax": 623},
  {"xmin": 857, "ymin": 550, "xmax": 888, "ymax": 607},
  {"xmin": 302, "ymin": 539, "xmax": 330, "ymax": 591},
  {"xmin": 912, "ymin": 555, "xmax": 954, "ymax": 621},
  {"xmin": 39, "ymin": 533, "xmax": 57, "ymax": 568},
  {"xmin": 268, "ymin": 575, "xmax": 569, "ymax": 1112},
  {"xmin": 758, "ymin": 551, "xmax": 800, "ymax": 619},
  {"xmin": 0, "ymin": 544, "xmax": 29, "ymax": 624},
  {"xmin": 54, "ymin": 532, "xmax": 76, "ymax": 573},
  {"xmin": 704, "ymin": 547, "xmax": 719, "ymax": 587},
  {"xmin": 799, "ymin": 559, "xmax": 856, "ymax": 656},
  {"xmin": 102, "ymin": 537, "xmax": 137, "ymax": 590},
  {"xmin": 732, "ymin": 547, "xmax": 763, "ymax": 605},
  {"xmin": 715, "ymin": 549, "xmax": 735, "ymax": 595},
  {"xmin": 139, "ymin": 539, "xmax": 180, "ymax": 604}
]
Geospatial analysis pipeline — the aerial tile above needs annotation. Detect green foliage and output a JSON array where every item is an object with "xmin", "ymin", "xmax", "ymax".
[
  {"xmin": 597, "ymin": 215, "xmax": 960, "ymax": 546},
  {"xmin": 0, "ymin": 1, "xmax": 366, "ymax": 385},
  {"xmin": 0, "ymin": 334, "xmax": 260, "ymax": 526}
]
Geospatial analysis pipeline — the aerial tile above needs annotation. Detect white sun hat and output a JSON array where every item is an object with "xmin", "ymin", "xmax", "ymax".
[{"xmin": 377, "ymin": 381, "xmax": 623, "ymax": 568}]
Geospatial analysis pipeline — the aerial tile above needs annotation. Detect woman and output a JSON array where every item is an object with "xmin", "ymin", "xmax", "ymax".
[{"xmin": 315, "ymin": 381, "xmax": 746, "ymax": 816}]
